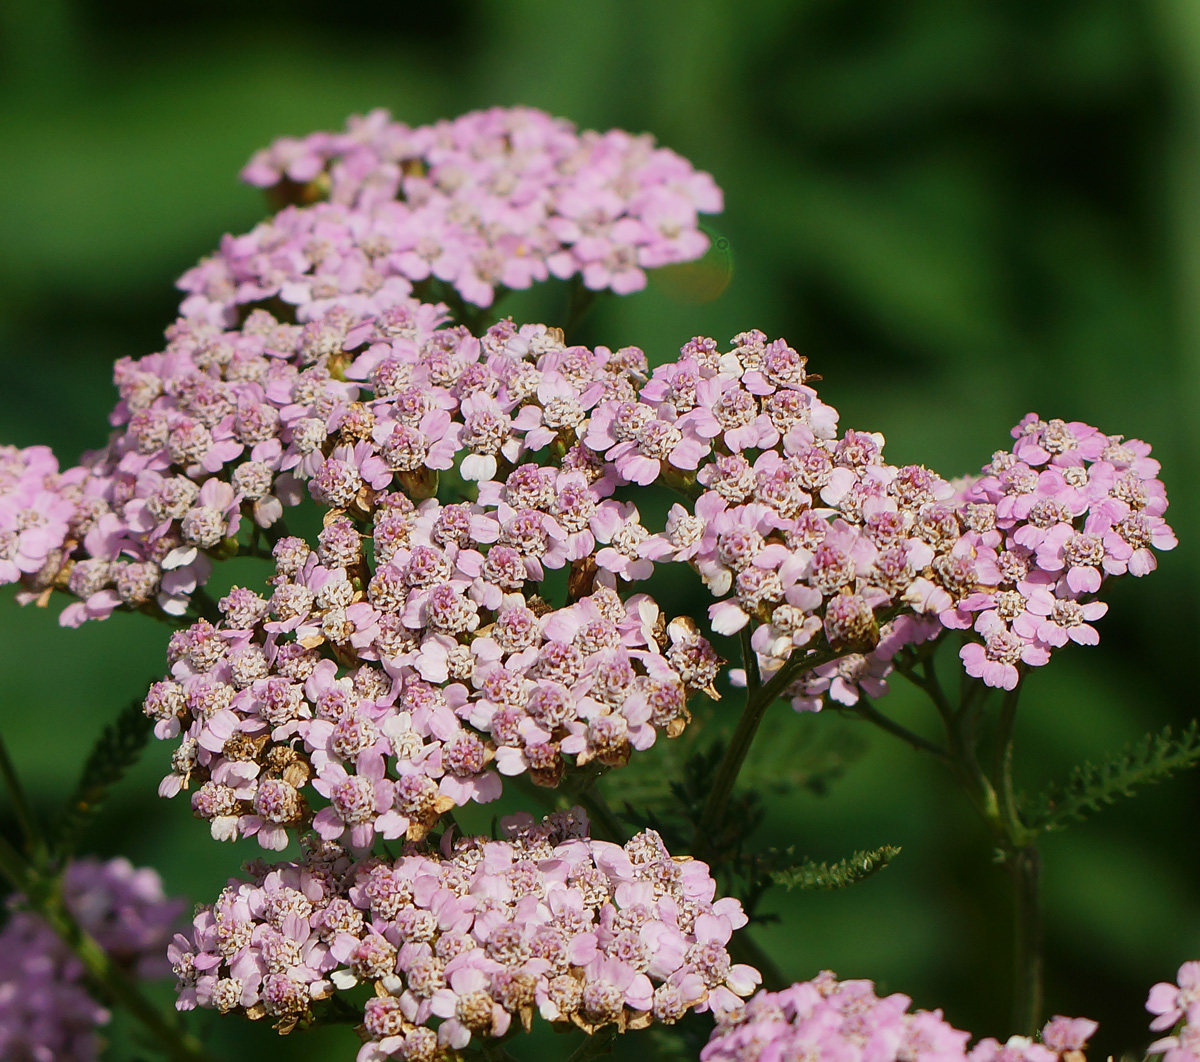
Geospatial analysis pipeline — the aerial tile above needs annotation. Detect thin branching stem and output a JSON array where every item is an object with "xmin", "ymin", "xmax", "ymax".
[
  {"xmin": 576, "ymin": 774, "xmax": 628, "ymax": 844},
  {"xmin": 510, "ymin": 773, "xmax": 559, "ymax": 814},
  {"xmin": 1008, "ymin": 844, "xmax": 1043, "ymax": 1037},
  {"xmin": 895, "ymin": 660, "xmax": 1000, "ymax": 832},
  {"xmin": 740, "ymin": 626, "xmax": 761, "ymax": 692},
  {"xmin": 697, "ymin": 639, "xmax": 838, "ymax": 843},
  {"xmin": 990, "ymin": 681, "xmax": 1042, "ymax": 1033},
  {"xmin": 994, "ymin": 683, "xmax": 1032, "ymax": 846},
  {"xmin": 0, "ymin": 730, "xmax": 44, "ymax": 863},
  {"xmin": 851, "ymin": 696, "xmax": 950, "ymax": 760},
  {"xmin": 565, "ymin": 1025, "xmax": 616, "ymax": 1062},
  {"xmin": 189, "ymin": 587, "xmax": 222, "ymax": 625},
  {"xmin": 900, "ymin": 656, "xmax": 1042, "ymax": 1036},
  {"xmin": 563, "ymin": 276, "xmax": 600, "ymax": 341},
  {"xmin": 41, "ymin": 900, "xmax": 214, "ymax": 1062}
]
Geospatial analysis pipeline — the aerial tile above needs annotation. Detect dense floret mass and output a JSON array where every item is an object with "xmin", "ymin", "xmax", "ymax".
[
  {"xmin": 702, "ymin": 975, "xmax": 1097, "ymax": 1062},
  {"xmin": 170, "ymin": 810, "xmax": 759, "ymax": 1052},
  {"xmin": 185, "ymin": 105, "xmax": 722, "ymax": 319}
]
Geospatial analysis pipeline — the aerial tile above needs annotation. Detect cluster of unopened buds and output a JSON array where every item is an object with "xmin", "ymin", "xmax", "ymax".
[
  {"xmin": 170, "ymin": 809, "xmax": 759, "ymax": 1054},
  {"xmin": 0, "ymin": 858, "xmax": 182, "ymax": 1062}
]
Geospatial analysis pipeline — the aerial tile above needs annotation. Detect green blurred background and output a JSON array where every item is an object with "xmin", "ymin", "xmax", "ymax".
[{"xmin": 3, "ymin": 0, "xmax": 1200, "ymax": 1057}]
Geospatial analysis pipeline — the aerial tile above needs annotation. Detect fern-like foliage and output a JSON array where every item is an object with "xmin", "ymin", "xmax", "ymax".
[
  {"xmin": 51, "ymin": 698, "xmax": 152, "ymax": 858},
  {"xmin": 771, "ymin": 844, "xmax": 900, "ymax": 891},
  {"xmin": 1024, "ymin": 722, "xmax": 1200, "ymax": 833}
]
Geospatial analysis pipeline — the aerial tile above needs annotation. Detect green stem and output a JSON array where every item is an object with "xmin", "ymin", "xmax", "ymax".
[
  {"xmin": 0, "ymin": 730, "xmax": 44, "ymax": 863},
  {"xmin": 850, "ymin": 696, "xmax": 950, "ymax": 760},
  {"xmin": 262, "ymin": 518, "xmax": 290, "ymax": 547},
  {"xmin": 901, "ymin": 660, "xmax": 1042, "ymax": 1036},
  {"xmin": 563, "ymin": 277, "xmax": 600, "ymax": 341},
  {"xmin": 993, "ymin": 683, "xmax": 1032, "ymax": 846},
  {"xmin": 898, "ymin": 655, "xmax": 956, "ymax": 724},
  {"xmin": 990, "ymin": 681, "xmax": 1042, "ymax": 1033},
  {"xmin": 510, "ymin": 772, "xmax": 560, "ymax": 815},
  {"xmin": 188, "ymin": 587, "xmax": 221, "ymax": 625},
  {"xmin": 896, "ymin": 662, "xmax": 1001, "ymax": 836},
  {"xmin": 578, "ymin": 780, "xmax": 628, "ymax": 844},
  {"xmin": 566, "ymin": 1025, "xmax": 616, "ymax": 1062},
  {"xmin": 321, "ymin": 994, "xmax": 367, "ymax": 1024},
  {"xmin": 1008, "ymin": 844, "xmax": 1043, "ymax": 1036},
  {"xmin": 697, "ymin": 643, "xmax": 839, "ymax": 843},
  {"xmin": 739, "ymin": 627, "xmax": 761, "ymax": 691},
  {"xmin": 42, "ymin": 900, "xmax": 212, "ymax": 1062},
  {"xmin": 728, "ymin": 929, "xmax": 788, "ymax": 991},
  {"xmin": 235, "ymin": 543, "xmax": 275, "ymax": 561}
]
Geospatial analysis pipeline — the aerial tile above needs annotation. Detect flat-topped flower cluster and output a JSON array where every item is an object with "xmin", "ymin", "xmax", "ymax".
[
  {"xmin": 5, "ymin": 303, "xmax": 1176, "ymax": 708},
  {"xmin": 944, "ymin": 416, "xmax": 1176, "ymax": 690},
  {"xmin": 0, "ymin": 105, "xmax": 1173, "ymax": 719},
  {"xmin": 0, "ymin": 105, "xmax": 1186, "ymax": 1062},
  {"xmin": 149, "ymin": 536, "xmax": 707, "ymax": 849},
  {"xmin": 700, "ymin": 975, "xmax": 1097, "ymax": 1062},
  {"xmin": 188, "ymin": 105, "xmax": 722, "ymax": 318},
  {"xmin": 170, "ymin": 809, "xmax": 759, "ymax": 1055}
]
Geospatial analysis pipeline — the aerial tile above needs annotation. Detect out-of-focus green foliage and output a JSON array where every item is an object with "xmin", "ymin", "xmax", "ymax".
[{"xmin": 1, "ymin": 0, "xmax": 1199, "ymax": 1058}]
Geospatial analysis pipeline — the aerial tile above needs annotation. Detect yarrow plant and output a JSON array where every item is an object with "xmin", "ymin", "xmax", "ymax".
[
  {"xmin": 0, "ymin": 857, "xmax": 183, "ymax": 1062},
  {"xmin": 0, "ymin": 105, "xmax": 1193, "ymax": 1062}
]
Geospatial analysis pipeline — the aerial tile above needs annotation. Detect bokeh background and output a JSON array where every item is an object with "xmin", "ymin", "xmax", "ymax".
[{"xmin": 2, "ymin": 0, "xmax": 1200, "ymax": 1058}]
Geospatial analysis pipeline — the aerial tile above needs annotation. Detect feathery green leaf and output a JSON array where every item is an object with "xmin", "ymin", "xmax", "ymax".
[
  {"xmin": 1024, "ymin": 722, "xmax": 1200, "ymax": 833},
  {"xmin": 51, "ymin": 698, "xmax": 153, "ymax": 858},
  {"xmin": 771, "ymin": 844, "xmax": 901, "ymax": 891}
]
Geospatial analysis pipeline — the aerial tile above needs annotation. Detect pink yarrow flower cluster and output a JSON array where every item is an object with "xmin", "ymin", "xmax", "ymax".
[
  {"xmin": 702, "ymin": 974, "xmax": 1097, "ymax": 1062},
  {"xmin": 0, "ymin": 444, "xmax": 80, "ymax": 592},
  {"xmin": 632, "ymin": 332, "xmax": 972, "ymax": 713},
  {"xmin": 181, "ymin": 105, "xmax": 722, "ymax": 319},
  {"xmin": 970, "ymin": 1017, "xmax": 1098, "ymax": 1062},
  {"xmin": 146, "ymin": 490, "xmax": 714, "ymax": 850},
  {"xmin": 0, "ymin": 857, "xmax": 184, "ymax": 1062},
  {"xmin": 701, "ymin": 972, "xmax": 971, "ymax": 1062},
  {"xmin": 631, "ymin": 340, "xmax": 1175, "ymax": 706},
  {"xmin": 170, "ymin": 810, "xmax": 759, "ymax": 1051},
  {"xmin": 1147, "ymin": 961, "xmax": 1200, "ymax": 1062},
  {"xmin": 946, "ymin": 415, "xmax": 1175, "ymax": 690},
  {"xmin": 16, "ymin": 298, "xmax": 690, "ymax": 627},
  {"xmin": 11, "ymin": 312, "xmax": 1177, "ymax": 729},
  {"xmin": 13, "ymin": 299, "xmax": 449, "ymax": 625}
]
